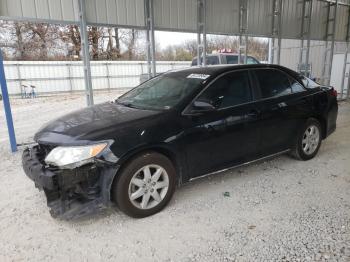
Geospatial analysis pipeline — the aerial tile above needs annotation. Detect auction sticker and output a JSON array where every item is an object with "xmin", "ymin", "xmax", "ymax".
[{"xmin": 187, "ymin": 73, "xmax": 210, "ymax": 80}]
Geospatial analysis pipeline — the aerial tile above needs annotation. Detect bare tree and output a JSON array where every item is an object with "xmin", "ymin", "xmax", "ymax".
[
  {"xmin": 105, "ymin": 28, "xmax": 121, "ymax": 59},
  {"xmin": 89, "ymin": 26, "xmax": 99, "ymax": 59},
  {"xmin": 126, "ymin": 29, "xmax": 137, "ymax": 60},
  {"xmin": 114, "ymin": 28, "xmax": 120, "ymax": 56},
  {"xmin": 0, "ymin": 21, "xmax": 25, "ymax": 59},
  {"xmin": 24, "ymin": 23, "xmax": 61, "ymax": 58},
  {"xmin": 14, "ymin": 23, "xmax": 25, "ymax": 58},
  {"xmin": 66, "ymin": 25, "xmax": 81, "ymax": 57}
]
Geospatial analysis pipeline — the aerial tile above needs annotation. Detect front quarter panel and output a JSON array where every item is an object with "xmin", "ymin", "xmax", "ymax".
[{"xmin": 106, "ymin": 111, "xmax": 186, "ymax": 175}]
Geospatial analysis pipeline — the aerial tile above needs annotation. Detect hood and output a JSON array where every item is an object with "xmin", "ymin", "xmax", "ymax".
[{"xmin": 34, "ymin": 102, "xmax": 162, "ymax": 145}]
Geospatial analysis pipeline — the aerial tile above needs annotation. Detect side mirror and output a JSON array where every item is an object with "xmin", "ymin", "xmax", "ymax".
[{"xmin": 192, "ymin": 100, "xmax": 216, "ymax": 111}]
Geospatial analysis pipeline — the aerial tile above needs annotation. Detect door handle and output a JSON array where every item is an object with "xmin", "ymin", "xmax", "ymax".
[
  {"xmin": 278, "ymin": 102, "xmax": 287, "ymax": 108},
  {"xmin": 246, "ymin": 109, "xmax": 260, "ymax": 118},
  {"xmin": 272, "ymin": 102, "xmax": 288, "ymax": 110}
]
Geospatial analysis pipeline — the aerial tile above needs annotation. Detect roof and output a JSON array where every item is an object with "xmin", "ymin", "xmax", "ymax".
[{"xmin": 1, "ymin": 0, "xmax": 349, "ymax": 41}]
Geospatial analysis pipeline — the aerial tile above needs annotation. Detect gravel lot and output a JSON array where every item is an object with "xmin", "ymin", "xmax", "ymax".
[{"xmin": 0, "ymin": 93, "xmax": 349, "ymax": 261}]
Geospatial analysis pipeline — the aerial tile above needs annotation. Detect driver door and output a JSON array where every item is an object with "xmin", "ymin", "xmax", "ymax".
[{"xmin": 182, "ymin": 70, "xmax": 261, "ymax": 178}]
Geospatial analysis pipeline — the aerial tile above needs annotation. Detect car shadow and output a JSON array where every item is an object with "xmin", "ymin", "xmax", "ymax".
[{"xmin": 68, "ymin": 152, "xmax": 294, "ymax": 224}]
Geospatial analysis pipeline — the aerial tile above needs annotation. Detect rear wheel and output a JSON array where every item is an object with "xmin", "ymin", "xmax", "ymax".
[
  {"xmin": 112, "ymin": 152, "xmax": 176, "ymax": 218},
  {"xmin": 291, "ymin": 118, "xmax": 322, "ymax": 160}
]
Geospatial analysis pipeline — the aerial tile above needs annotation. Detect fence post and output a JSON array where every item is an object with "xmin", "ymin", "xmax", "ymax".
[
  {"xmin": 0, "ymin": 51, "xmax": 17, "ymax": 152},
  {"xmin": 67, "ymin": 62, "xmax": 73, "ymax": 92},
  {"xmin": 16, "ymin": 63, "xmax": 22, "ymax": 95},
  {"xmin": 105, "ymin": 62, "xmax": 111, "ymax": 91},
  {"xmin": 140, "ymin": 62, "xmax": 144, "ymax": 75}
]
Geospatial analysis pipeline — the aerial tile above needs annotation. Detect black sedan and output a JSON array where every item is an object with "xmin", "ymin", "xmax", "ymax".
[{"xmin": 22, "ymin": 64, "xmax": 338, "ymax": 219}]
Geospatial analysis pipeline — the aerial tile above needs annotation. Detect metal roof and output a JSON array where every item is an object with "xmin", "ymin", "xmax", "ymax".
[{"xmin": 0, "ymin": 0, "xmax": 350, "ymax": 41}]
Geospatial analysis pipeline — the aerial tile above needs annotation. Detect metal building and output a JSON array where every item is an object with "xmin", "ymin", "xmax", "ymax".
[{"xmin": 1, "ymin": 0, "xmax": 350, "ymax": 104}]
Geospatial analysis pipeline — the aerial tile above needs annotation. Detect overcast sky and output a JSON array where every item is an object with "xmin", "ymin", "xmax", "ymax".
[{"xmin": 155, "ymin": 31, "xmax": 197, "ymax": 49}]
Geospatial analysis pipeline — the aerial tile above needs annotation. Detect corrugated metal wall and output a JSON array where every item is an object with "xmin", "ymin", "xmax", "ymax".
[
  {"xmin": 153, "ymin": 0, "xmax": 197, "ymax": 32},
  {"xmin": 85, "ymin": 0, "xmax": 145, "ymax": 27},
  {"xmin": 206, "ymin": 0, "xmax": 239, "ymax": 35},
  {"xmin": 0, "ymin": 0, "xmax": 79, "ymax": 22},
  {"xmin": 247, "ymin": 0, "xmax": 274, "ymax": 37},
  {"xmin": 279, "ymin": 39, "xmax": 347, "ymax": 78},
  {"xmin": 1, "ymin": 0, "xmax": 350, "ymax": 41},
  {"xmin": 3, "ymin": 61, "xmax": 190, "ymax": 95}
]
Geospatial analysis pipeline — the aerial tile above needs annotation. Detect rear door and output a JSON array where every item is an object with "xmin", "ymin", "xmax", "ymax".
[{"xmin": 251, "ymin": 68, "xmax": 302, "ymax": 155}]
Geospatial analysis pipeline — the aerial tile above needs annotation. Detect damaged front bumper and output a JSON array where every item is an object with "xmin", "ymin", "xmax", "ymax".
[{"xmin": 22, "ymin": 145, "xmax": 119, "ymax": 219}]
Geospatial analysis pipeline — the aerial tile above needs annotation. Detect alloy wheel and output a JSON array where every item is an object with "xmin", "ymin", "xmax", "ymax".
[
  {"xmin": 302, "ymin": 124, "xmax": 320, "ymax": 155},
  {"xmin": 128, "ymin": 164, "xmax": 169, "ymax": 209}
]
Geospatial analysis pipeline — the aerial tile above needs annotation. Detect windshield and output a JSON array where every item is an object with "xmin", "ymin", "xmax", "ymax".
[
  {"xmin": 117, "ymin": 73, "xmax": 206, "ymax": 110},
  {"xmin": 301, "ymin": 76, "xmax": 320, "ymax": 88}
]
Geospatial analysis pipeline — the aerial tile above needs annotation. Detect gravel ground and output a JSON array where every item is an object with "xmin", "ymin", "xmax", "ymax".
[{"xmin": 0, "ymin": 93, "xmax": 349, "ymax": 261}]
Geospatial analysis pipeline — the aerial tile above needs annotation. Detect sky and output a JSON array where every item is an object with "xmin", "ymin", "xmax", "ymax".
[{"xmin": 155, "ymin": 31, "xmax": 197, "ymax": 49}]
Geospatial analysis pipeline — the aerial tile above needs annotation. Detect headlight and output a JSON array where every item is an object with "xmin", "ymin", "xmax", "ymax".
[{"xmin": 45, "ymin": 143, "xmax": 107, "ymax": 168}]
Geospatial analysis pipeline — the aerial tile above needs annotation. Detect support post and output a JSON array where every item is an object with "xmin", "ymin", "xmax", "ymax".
[
  {"xmin": 347, "ymin": 68, "xmax": 350, "ymax": 99},
  {"xmin": 340, "ymin": 5, "xmax": 350, "ymax": 100},
  {"xmin": 203, "ymin": 0, "xmax": 207, "ymax": 66},
  {"xmin": 197, "ymin": 30, "xmax": 201, "ymax": 66},
  {"xmin": 150, "ymin": 0, "xmax": 156, "ymax": 76},
  {"xmin": 145, "ymin": 0, "xmax": 156, "ymax": 77},
  {"xmin": 271, "ymin": 0, "xmax": 283, "ymax": 65},
  {"xmin": 78, "ymin": 0, "xmax": 94, "ymax": 106},
  {"xmin": 268, "ymin": 38, "xmax": 273, "ymax": 64},
  {"xmin": 197, "ymin": 0, "xmax": 206, "ymax": 66},
  {"xmin": 238, "ymin": 0, "xmax": 248, "ymax": 64},
  {"xmin": 277, "ymin": 34, "xmax": 282, "ymax": 64},
  {"xmin": 327, "ymin": 1, "xmax": 338, "ymax": 86},
  {"xmin": 0, "ymin": 51, "xmax": 17, "ymax": 153},
  {"xmin": 144, "ymin": 0, "xmax": 152, "ymax": 79},
  {"xmin": 298, "ymin": 0, "xmax": 313, "ymax": 76},
  {"xmin": 321, "ymin": 0, "xmax": 338, "ymax": 85}
]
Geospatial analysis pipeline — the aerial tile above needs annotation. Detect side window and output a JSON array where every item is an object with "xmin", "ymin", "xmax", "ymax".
[
  {"xmin": 290, "ymin": 78, "xmax": 305, "ymax": 93},
  {"xmin": 197, "ymin": 71, "xmax": 252, "ymax": 109},
  {"xmin": 301, "ymin": 76, "xmax": 320, "ymax": 88},
  {"xmin": 226, "ymin": 55, "xmax": 238, "ymax": 64},
  {"xmin": 254, "ymin": 69, "xmax": 292, "ymax": 98}
]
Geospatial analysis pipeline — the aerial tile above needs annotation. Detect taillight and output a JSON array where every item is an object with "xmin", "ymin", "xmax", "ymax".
[{"xmin": 330, "ymin": 88, "xmax": 337, "ymax": 97}]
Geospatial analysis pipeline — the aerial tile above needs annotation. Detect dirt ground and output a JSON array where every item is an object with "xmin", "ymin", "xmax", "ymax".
[{"xmin": 0, "ymin": 93, "xmax": 349, "ymax": 261}]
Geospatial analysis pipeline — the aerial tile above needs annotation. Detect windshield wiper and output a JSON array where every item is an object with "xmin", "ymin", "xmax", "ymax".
[{"xmin": 116, "ymin": 100, "xmax": 141, "ymax": 109}]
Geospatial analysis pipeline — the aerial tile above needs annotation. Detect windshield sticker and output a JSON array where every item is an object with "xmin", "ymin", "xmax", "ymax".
[{"xmin": 187, "ymin": 73, "xmax": 210, "ymax": 80}]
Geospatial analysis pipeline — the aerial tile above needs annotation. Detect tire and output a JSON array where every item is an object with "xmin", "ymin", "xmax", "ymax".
[
  {"xmin": 290, "ymin": 118, "xmax": 322, "ymax": 161},
  {"xmin": 111, "ymin": 151, "xmax": 176, "ymax": 218}
]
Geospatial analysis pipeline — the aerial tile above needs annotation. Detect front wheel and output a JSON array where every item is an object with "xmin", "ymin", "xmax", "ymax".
[
  {"xmin": 111, "ymin": 152, "xmax": 176, "ymax": 218},
  {"xmin": 291, "ymin": 118, "xmax": 322, "ymax": 161}
]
